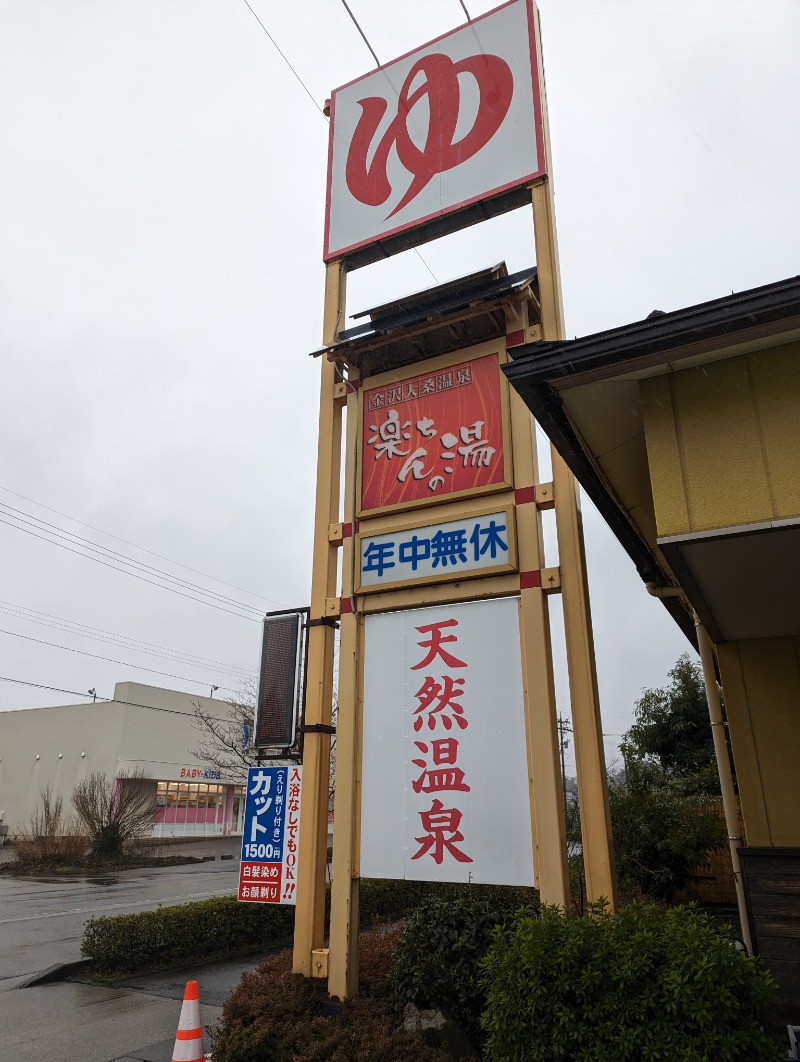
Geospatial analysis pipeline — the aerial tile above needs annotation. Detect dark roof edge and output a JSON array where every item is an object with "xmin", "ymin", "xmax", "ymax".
[
  {"xmin": 511, "ymin": 378, "xmax": 698, "ymax": 647},
  {"xmin": 505, "ymin": 273, "xmax": 800, "ymax": 384},
  {"xmin": 337, "ymin": 266, "xmax": 535, "ymax": 343}
]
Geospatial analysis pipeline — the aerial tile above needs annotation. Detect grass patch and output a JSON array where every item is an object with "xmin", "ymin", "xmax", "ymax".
[{"xmin": 0, "ymin": 853, "xmax": 202, "ymax": 877}]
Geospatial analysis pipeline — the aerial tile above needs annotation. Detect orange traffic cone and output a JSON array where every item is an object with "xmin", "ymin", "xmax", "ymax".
[{"xmin": 171, "ymin": 980, "xmax": 206, "ymax": 1062}]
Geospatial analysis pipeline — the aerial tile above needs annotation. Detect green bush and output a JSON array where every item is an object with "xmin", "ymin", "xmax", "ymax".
[
  {"xmin": 359, "ymin": 878, "xmax": 431, "ymax": 920},
  {"xmin": 82, "ymin": 896, "xmax": 295, "ymax": 974},
  {"xmin": 212, "ymin": 928, "xmax": 451, "ymax": 1062},
  {"xmin": 389, "ymin": 886, "xmax": 538, "ymax": 1045},
  {"xmin": 80, "ymin": 877, "xmax": 479, "ymax": 976},
  {"xmin": 480, "ymin": 901, "xmax": 780, "ymax": 1061}
]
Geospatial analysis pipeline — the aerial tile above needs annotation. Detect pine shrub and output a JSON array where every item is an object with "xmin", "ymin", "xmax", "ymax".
[
  {"xmin": 389, "ymin": 887, "xmax": 538, "ymax": 1045},
  {"xmin": 480, "ymin": 901, "xmax": 780, "ymax": 1061},
  {"xmin": 212, "ymin": 932, "xmax": 451, "ymax": 1062}
]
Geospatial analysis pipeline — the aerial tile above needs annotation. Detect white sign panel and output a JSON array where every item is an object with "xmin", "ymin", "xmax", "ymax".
[
  {"xmin": 358, "ymin": 510, "xmax": 516, "ymax": 592},
  {"xmin": 361, "ymin": 598, "xmax": 534, "ymax": 885},
  {"xmin": 324, "ymin": 0, "xmax": 544, "ymax": 261}
]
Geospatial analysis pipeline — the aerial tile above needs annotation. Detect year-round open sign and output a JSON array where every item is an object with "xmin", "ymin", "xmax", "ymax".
[{"xmin": 324, "ymin": 0, "xmax": 545, "ymax": 265}]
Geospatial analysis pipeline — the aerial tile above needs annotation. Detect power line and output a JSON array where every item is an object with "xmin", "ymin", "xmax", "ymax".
[
  {"xmin": 239, "ymin": 0, "xmax": 437, "ymax": 286},
  {"xmin": 339, "ymin": 0, "xmax": 380, "ymax": 67},
  {"xmin": 0, "ymin": 675, "xmax": 247, "ymax": 718},
  {"xmin": 0, "ymin": 484, "xmax": 282, "ymax": 607},
  {"xmin": 0, "ymin": 514, "xmax": 260, "ymax": 623},
  {"xmin": 240, "ymin": 0, "xmax": 327, "ymax": 119},
  {"xmin": 0, "ymin": 627, "xmax": 241, "ymax": 695},
  {"xmin": 0, "ymin": 675, "xmax": 95, "ymax": 701},
  {"xmin": 0, "ymin": 600, "xmax": 255, "ymax": 673},
  {"xmin": 415, "ymin": 251, "xmax": 439, "ymax": 283},
  {"xmin": 0, "ymin": 502, "xmax": 265, "ymax": 616},
  {"xmin": 334, "ymin": 1, "xmax": 440, "ymax": 285},
  {"xmin": 0, "ymin": 602, "xmax": 254, "ymax": 679}
]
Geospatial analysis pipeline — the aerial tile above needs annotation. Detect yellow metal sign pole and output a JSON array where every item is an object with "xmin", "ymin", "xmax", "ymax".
[
  {"xmin": 327, "ymin": 369, "xmax": 362, "ymax": 1000},
  {"xmin": 531, "ymin": 16, "xmax": 618, "ymax": 907},
  {"xmin": 509, "ymin": 380, "xmax": 570, "ymax": 907},
  {"xmin": 551, "ymin": 452, "xmax": 618, "ymax": 909},
  {"xmin": 293, "ymin": 261, "xmax": 345, "ymax": 976}
]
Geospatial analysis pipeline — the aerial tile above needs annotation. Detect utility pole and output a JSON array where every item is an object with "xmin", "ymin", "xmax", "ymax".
[{"xmin": 558, "ymin": 714, "xmax": 572, "ymax": 821}]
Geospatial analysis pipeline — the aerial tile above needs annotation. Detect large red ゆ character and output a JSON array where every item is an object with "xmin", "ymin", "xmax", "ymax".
[{"xmin": 345, "ymin": 51, "xmax": 514, "ymax": 219}]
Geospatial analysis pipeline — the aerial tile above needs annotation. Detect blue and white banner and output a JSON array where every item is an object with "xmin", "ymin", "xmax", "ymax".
[
  {"xmin": 238, "ymin": 765, "xmax": 302, "ymax": 904},
  {"xmin": 357, "ymin": 509, "xmax": 516, "ymax": 592}
]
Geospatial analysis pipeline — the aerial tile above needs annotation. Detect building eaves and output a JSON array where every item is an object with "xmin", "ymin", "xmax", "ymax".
[
  {"xmin": 504, "ymin": 273, "xmax": 800, "ymax": 388},
  {"xmin": 498, "ymin": 276, "xmax": 800, "ymax": 646}
]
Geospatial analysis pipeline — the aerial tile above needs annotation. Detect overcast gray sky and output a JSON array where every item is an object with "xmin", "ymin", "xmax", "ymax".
[{"xmin": 1, "ymin": 0, "xmax": 798, "ymax": 771}]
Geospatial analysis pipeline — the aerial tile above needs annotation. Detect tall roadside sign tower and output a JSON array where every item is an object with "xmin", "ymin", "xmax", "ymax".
[{"xmin": 293, "ymin": 0, "xmax": 618, "ymax": 998}]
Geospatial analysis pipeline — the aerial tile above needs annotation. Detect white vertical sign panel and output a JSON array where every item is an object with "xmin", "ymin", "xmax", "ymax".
[{"xmin": 361, "ymin": 597, "xmax": 534, "ymax": 885}]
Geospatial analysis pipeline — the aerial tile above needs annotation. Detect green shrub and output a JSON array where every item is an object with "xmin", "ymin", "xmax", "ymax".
[
  {"xmin": 81, "ymin": 875, "xmax": 535, "ymax": 978},
  {"xmin": 389, "ymin": 886, "xmax": 538, "ymax": 1044},
  {"xmin": 82, "ymin": 896, "xmax": 295, "ymax": 974},
  {"xmin": 359, "ymin": 878, "xmax": 431, "ymax": 920},
  {"xmin": 80, "ymin": 877, "xmax": 476, "ymax": 976},
  {"xmin": 213, "ymin": 931, "xmax": 451, "ymax": 1062},
  {"xmin": 480, "ymin": 901, "xmax": 780, "ymax": 1061}
]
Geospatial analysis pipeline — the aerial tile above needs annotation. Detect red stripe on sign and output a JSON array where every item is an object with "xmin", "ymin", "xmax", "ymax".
[
  {"xmin": 515, "ymin": 486, "xmax": 536, "ymax": 505},
  {"xmin": 340, "ymin": 597, "xmax": 353, "ymax": 614},
  {"xmin": 342, "ymin": 521, "xmax": 359, "ymax": 538},
  {"xmin": 506, "ymin": 329, "xmax": 525, "ymax": 347},
  {"xmin": 520, "ymin": 570, "xmax": 542, "ymax": 589}
]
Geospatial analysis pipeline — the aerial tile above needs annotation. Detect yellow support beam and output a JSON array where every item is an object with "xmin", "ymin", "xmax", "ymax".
[
  {"xmin": 328, "ymin": 373, "xmax": 363, "ymax": 1001},
  {"xmin": 534, "ymin": 235, "xmax": 618, "ymax": 903},
  {"xmin": 508, "ymin": 381, "xmax": 570, "ymax": 906},
  {"xmin": 530, "ymin": 56, "xmax": 618, "ymax": 906},
  {"xmin": 293, "ymin": 261, "xmax": 345, "ymax": 975},
  {"xmin": 552, "ymin": 453, "xmax": 618, "ymax": 908}
]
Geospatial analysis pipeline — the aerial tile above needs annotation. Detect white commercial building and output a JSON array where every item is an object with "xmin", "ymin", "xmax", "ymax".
[{"xmin": 0, "ymin": 682, "xmax": 248, "ymax": 840}]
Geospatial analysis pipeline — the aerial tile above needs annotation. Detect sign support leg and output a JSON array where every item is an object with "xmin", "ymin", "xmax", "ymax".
[
  {"xmin": 293, "ymin": 262, "xmax": 345, "ymax": 975},
  {"xmin": 552, "ymin": 455, "xmax": 618, "ymax": 908},
  {"xmin": 531, "ymin": 172, "xmax": 618, "ymax": 909},
  {"xmin": 328, "ymin": 377, "xmax": 362, "ymax": 1001},
  {"xmin": 508, "ymin": 366, "xmax": 570, "ymax": 906}
]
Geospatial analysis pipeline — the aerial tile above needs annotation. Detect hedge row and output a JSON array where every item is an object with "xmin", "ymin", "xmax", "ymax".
[
  {"xmin": 82, "ymin": 878, "xmax": 538, "ymax": 974},
  {"xmin": 82, "ymin": 896, "xmax": 295, "ymax": 973}
]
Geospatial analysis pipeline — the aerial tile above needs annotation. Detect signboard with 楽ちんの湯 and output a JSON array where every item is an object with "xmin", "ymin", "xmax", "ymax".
[{"xmin": 359, "ymin": 350, "xmax": 512, "ymax": 517}]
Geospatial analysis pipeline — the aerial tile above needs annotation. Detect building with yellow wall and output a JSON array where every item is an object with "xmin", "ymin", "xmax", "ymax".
[{"xmin": 504, "ymin": 273, "xmax": 800, "ymax": 1023}]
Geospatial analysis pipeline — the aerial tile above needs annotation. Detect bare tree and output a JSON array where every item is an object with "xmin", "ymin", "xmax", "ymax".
[
  {"xmin": 191, "ymin": 681, "xmax": 338, "ymax": 802},
  {"xmin": 191, "ymin": 684, "xmax": 258, "ymax": 784},
  {"xmin": 72, "ymin": 768, "xmax": 154, "ymax": 860},
  {"xmin": 15, "ymin": 787, "xmax": 88, "ymax": 864}
]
